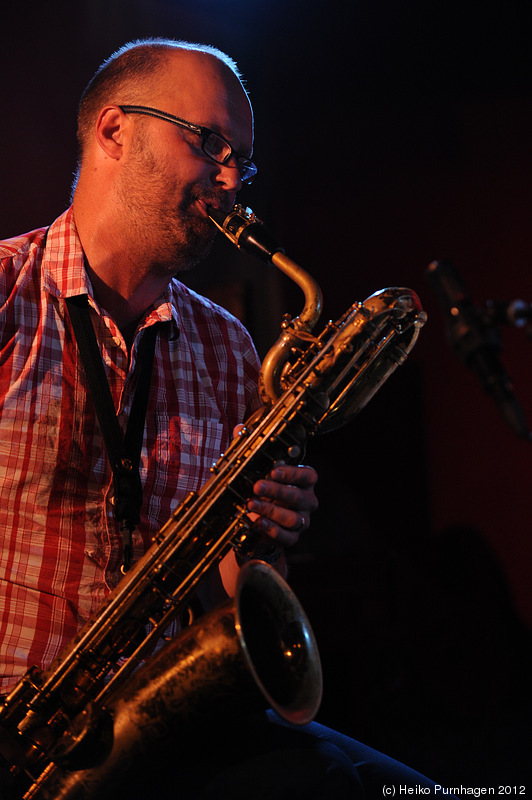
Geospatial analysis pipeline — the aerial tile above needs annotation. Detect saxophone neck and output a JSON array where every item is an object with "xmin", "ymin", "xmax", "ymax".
[
  {"xmin": 258, "ymin": 250, "xmax": 323, "ymax": 406},
  {"xmin": 208, "ymin": 204, "xmax": 323, "ymax": 405},
  {"xmin": 270, "ymin": 251, "xmax": 323, "ymax": 334},
  {"xmin": 207, "ymin": 204, "xmax": 323, "ymax": 328}
]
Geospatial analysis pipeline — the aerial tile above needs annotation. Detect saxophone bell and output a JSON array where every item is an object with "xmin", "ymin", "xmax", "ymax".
[{"xmin": 20, "ymin": 562, "xmax": 322, "ymax": 800}]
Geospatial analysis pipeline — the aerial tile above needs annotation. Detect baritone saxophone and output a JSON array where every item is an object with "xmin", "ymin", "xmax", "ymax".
[{"xmin": 0, "ymin": 204, "xmax": 427, "ymax": 800}]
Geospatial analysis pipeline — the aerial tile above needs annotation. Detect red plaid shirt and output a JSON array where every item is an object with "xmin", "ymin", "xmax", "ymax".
[{"xmin": 0, "ymin": 207, "xmax": 261, "ymax": 692}]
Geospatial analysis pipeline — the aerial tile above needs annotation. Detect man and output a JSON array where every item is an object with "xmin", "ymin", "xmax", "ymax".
[{"xmin": 0, "ymin": 38, "xmax": 447, "ymax": 797}]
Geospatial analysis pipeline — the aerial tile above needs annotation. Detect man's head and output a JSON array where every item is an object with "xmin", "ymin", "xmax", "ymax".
[
  {"xmin": 76, "ymin": 39, "xmax": 250, "ymax": 163},
  {"xmin": 73, "ymin": 39, "xmax": 254, "ymax": 272}
]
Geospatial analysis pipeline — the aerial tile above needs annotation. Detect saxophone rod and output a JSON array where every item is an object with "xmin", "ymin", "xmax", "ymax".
[{"xmin": 207, "ymin": 205, "xmax": 323, "ymax": 333}]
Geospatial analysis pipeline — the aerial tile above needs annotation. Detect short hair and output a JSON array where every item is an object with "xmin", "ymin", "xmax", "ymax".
[{"xmin": 76, "ymin": 38, "xmax": 245, "ymax": 159}]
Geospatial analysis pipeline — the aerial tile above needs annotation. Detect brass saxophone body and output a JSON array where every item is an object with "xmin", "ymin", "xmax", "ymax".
[{"xmin": 0, "ymin": 205, "xmax": 426, "ymax": 799}]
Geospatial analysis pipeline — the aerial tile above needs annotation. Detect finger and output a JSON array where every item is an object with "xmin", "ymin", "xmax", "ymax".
[
  {"xmin": 269, "ymin": 464, "xmax": 318, "ymax": 488},
  {"xmin": 249, "ymin": 497, "xmax": 308, "ymax": 528},
  {"xmin": 251, "ymin": 478, "xmax": 318, "ymax": 514},
  {"xmin": 251, "ymin": 507, "xmax": 308, "ymax": 548}
]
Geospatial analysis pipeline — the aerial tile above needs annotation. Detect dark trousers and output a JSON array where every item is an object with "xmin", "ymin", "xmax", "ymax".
[{"xmin": 141, "ymin": 710, "xmax": 452, "ymax": 799}]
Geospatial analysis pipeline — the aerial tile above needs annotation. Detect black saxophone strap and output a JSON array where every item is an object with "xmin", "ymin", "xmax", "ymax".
[{"xmin": 65, "ymin": 294, "xmax": 157, "ymax": 572}]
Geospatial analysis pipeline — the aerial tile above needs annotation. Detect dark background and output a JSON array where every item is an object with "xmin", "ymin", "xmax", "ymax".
[{"xmin": 2, "ymin": 0, "xmax": 532, "ymax": 789}]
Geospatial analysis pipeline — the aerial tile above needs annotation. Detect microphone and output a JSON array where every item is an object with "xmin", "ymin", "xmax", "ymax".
[
  {"xmin": 426, "ymin": 260, "xmax": 531, "ymax": 440},
  {"xmin": 485, "ymin": 298, "xmax": 532, "ymax": 328}
]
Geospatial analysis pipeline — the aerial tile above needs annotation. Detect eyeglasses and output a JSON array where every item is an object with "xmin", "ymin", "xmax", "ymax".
[{"xmin": 119, "ymin": 104, "xmax": 257, "ymax": 185}]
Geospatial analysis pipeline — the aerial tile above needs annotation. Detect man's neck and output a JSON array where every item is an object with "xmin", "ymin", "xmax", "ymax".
[
  {"xmin": 73, "ymin": 203, "xmax": 170, "ymax": 338},
  {"xmin": 84, "ymin": 259, "xmax": 171, "ymax": 355}
]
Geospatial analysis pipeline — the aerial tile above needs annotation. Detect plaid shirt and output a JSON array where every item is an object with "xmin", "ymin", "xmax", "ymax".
[{"xmin": 0, "ymin": 207, "xmax": 261, "ymax": 692}]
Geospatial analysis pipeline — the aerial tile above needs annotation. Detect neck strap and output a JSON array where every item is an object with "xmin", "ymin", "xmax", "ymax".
[{"xmin": 66, "ymin": 294, "xmax": 157, "ymax": 572}]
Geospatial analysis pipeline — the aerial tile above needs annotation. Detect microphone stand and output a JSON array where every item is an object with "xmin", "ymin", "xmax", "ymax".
[{"xmin": 426, "ymin": 260, "xmax": 532, "ymax": 440}]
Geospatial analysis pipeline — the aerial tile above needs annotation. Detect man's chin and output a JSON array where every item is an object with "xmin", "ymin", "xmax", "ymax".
[{"xmin": 161, "ymin": 224, "xmax": 217, "ymax": 275}]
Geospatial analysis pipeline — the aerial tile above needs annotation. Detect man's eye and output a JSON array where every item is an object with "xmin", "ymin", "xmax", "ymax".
[{"xmin": 205, "ymin": 133, "xmax": 229, "ymax": 159}]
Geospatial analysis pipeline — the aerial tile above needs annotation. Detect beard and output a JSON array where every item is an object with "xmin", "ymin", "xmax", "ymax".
[{"xmin": 116, "ymin": 134, "xmax": 228, "ymax": 275}]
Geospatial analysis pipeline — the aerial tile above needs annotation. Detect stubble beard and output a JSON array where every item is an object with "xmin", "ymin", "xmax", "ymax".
[
  {"xmin": 117, "ymin": 140, "xmax": 221, "ymax": 277},
  {"xmin": 165, "ymin": 185, "xmax": 219, "ymax": 273}
]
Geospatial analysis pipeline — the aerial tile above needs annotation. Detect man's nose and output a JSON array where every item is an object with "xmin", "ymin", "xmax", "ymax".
[{"xmin": 212, "ymin": 159, "xmax": 243, "ymax": 193}]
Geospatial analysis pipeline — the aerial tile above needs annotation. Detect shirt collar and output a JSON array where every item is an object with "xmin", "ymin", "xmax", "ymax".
[
  {"xmin": 41, "ymin": 206, "xmax": 179, "ymax": 334},
  {"xmin": 42, "ymin": 207, "xmax": 91, "ymax": 299}
]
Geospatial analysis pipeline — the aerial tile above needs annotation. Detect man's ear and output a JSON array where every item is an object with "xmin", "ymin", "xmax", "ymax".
[{"xmin": 94, "ymin": 106, "xmax": 128, "ymax": 160}]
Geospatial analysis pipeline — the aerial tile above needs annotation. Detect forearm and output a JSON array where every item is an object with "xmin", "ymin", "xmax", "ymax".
[{"xmin": 219, "ymin": 547, "xmax": 288, "ymax": 598}]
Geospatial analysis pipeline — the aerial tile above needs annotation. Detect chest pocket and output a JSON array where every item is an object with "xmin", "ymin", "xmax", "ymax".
[{"xmin": 150, "ymin": 413, "xmax": 227, "ymax": 500}]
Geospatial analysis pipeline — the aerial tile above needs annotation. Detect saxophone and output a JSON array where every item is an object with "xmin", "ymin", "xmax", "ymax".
[{"xmin": 0, "ymin": 205, "xmax": 426, "ymax": 799}]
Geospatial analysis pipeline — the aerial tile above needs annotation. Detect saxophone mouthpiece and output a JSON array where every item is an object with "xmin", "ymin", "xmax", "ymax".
[
  {"xmin": 207, "ymin": 203, "xmax": 284, "ymax": 264},
  {"xmin": 206, "ymin": 205, "xmax": 228, "ymax": 228}
]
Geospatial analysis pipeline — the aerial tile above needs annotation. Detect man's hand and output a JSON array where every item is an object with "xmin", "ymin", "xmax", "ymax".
[
  {"xmin": 247, "ymin": 463, "xmax": 319, "ymax": 548},
  {"xmin": 216, "ymin": 428, "xmax": 319, "ymax": 596}
]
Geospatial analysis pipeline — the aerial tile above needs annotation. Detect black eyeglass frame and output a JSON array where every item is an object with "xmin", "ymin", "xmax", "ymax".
[{"xmin": 119, "ymin": 104, "xmax": 257, "ymax": 184}]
